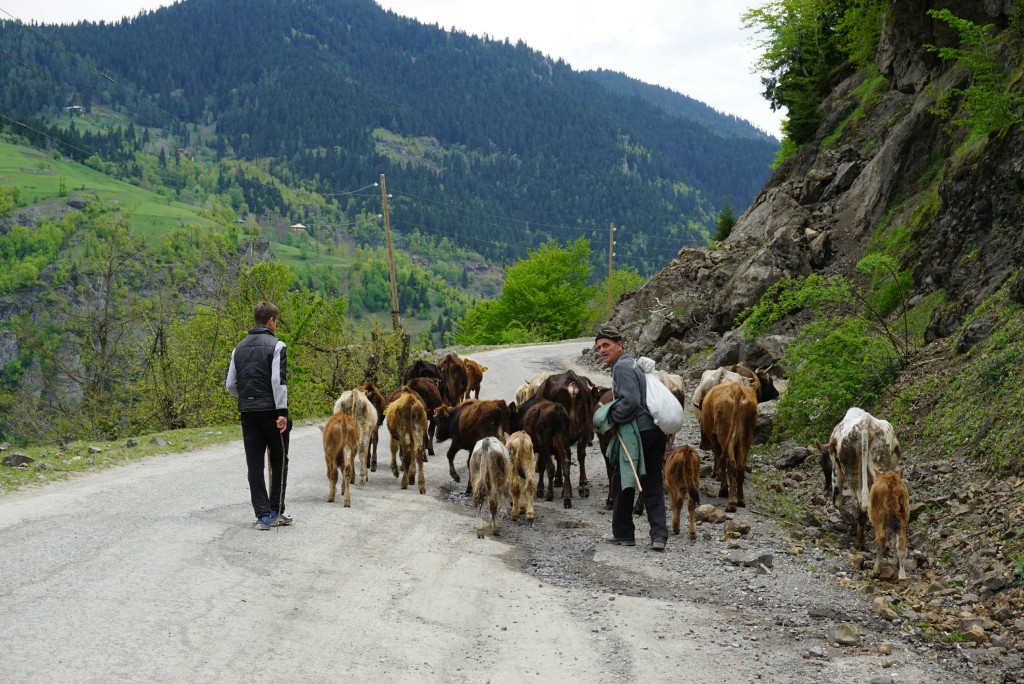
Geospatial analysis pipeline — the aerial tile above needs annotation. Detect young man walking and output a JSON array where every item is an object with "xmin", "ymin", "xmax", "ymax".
[
  {"xmin": 226, "ymin": 300, "xmax": 292, "ymax": 531},
  {"xmin": 594, "ymin": 326, "xmax": 669, "ymax": 550}
]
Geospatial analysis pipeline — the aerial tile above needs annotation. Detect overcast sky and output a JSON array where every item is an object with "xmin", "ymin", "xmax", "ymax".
[{"xmin": 1, "ymin": 0, "xmax": 783, "ymax": 137}]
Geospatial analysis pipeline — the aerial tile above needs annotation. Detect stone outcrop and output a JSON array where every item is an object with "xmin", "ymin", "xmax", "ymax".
[{"xmin": 605, "ymin": 3, "xmax": 1024, "ymax": 382}]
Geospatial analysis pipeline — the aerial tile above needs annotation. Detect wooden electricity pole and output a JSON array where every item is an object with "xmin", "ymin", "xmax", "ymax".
[
  {"xmin": 379, "ymin": 173, "xmax": 402, "ymax": 331},
  {"xmin": 607, "ymin": 223, "xmax": 616, "ymax": 319}
]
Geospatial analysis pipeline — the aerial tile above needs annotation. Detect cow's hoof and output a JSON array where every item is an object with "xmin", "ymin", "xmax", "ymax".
[
  {"xmin": 737, "ymin": 500, "xmax": 746, "ymax": 508},
  {"xmin": 418, "ymin": 485, "xmax": 426, "ymax": 495},
  {"xmin": 725, "ymin": 504, "xmax": 737, "ymax": 513},
  {"xmin": 718, "ymin": 488, "xmax": 728, "ymax": 498},
  {"xmin": 410, "ymin": 474, "xmax": 417, "ymax": 485},
  {"xmin": 672, "ymin": 528, "xmax": 680, "ymax": 535},
  {"xmin": 578, "ymin": 485, "xmax": 590, "ymax": 498},
  {"xmin": 423, "ymin": 455, "xmax": 430, "ymax": 463},
  {"xmin": 370, "ymin": 464, "xmax": 377, "ymax": 473},
  {"xmin": 563, "ymin": 499, "xmax": 572, "ymax": 509},
  {"xmin": 605, "ymin": 499, "xmax": 613, "ymax": 511},
  {"xmin": 545, "ymin": 492, "xmax": 554, "ymax": 502},
  {"xmin": 553, "ymin": 477, "xmax": 563, "ymax": 487},
  {"xmin": 452, "ymin": 472, "xmax": 461, "ymax": 483},
  {"xmin": 391, "ymin": 468, "xmax": 399, "ymax": 479}
]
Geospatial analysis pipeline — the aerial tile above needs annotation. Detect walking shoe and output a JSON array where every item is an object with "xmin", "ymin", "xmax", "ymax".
[
  {"xmin": 650, "ymin": 538, "xmax": 667, "ymax": 551},
  {"xmin": 270, "ymin": 511, "xmax": 292, "ymax": 527},
  {"xmin": 253, "ymin": 515, "xmax": 271, "ymax": 531},
  {"xmin": 602, "ymin": 533, "xmax": 636, "ymax": 546}
]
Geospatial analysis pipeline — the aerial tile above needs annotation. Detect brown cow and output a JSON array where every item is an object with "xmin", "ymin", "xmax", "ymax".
[
  {"xmin": 505, "ymin": 431, "xmax": 536, "ymax": 523},
  {"xmin": 434, "ymin": 399, "xmax": 510, "ymax": 489},
  {"xmin": 357, "ymin": 381, "xmax": 386, "ymax": 472},
  {"xmin": 436, "ymin": 353, "xmax": 469, "ymax": 406},
  {"xmin": 402, "ymin": 359, "xmax": 442, "ymax": 386},
  {"xmin": 699, "ymin": 382, "xmax": 757, "ymax": 512},
  {"xmin": 536, "ymin": 370, "xmax": 597, "ymax": 503},
  {"xmin": 464, "ymin": 358, "xmax": 487, "ymax": 400},
  {"xmin": 469, "ymin": 436, "xmax": 510, "ymax": 538},
  {"xmin": 388, "ymin": 377, "xmax": 444, "ymax": 458},
  {"xmin": 320, "ymin": 411, "xmax": 359, "ymax": 507},
  {"xmin": 385, "ymin": 392, "xmax": 428, "ymax": 494},
  {"xmin": 511, "ymin": 395, "xmax": 571, "ymax": 507},
  {"xmin": 664, "ymin": 445, "xmax": 701, "ymax": 540},
  {"xmin": 868, "ymin": 467, "xmax": 910, "ymax": 580}
]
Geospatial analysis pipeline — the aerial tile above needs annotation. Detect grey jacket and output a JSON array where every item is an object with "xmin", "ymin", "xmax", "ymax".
[{"xmin": 608, "ymin": 353, "xmax": 656, "ymax": 432}]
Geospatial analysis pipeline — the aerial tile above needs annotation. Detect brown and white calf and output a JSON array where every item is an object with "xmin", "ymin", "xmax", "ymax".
[
  {"xmin": 868, "ymin": 467, "xmax": 910, "ymax": 580},
  {"xmin": 664, "ymin": 445, "xmax": 701, "ymax": 540},
  {"xmin": 356, "ymin": 380, "xmax": 386, "ymax": 471},
  {"xmin": 333, "ymin": 388, "xmax": 378, "ymax": 484},
  {"xmin": 817, "ymin": 407, "xmax": 901, "ymax": 549},
  {"xmin": 469, "ymin": 437, "xmax": 510, "ymax": 538},
  {"xmin": 505, "ymin": 430, "xmax": 536, "ymax": 524},
  {"xmin": 321, "ymin": 411, "xmax": 359, "ymax": 507},
  {"xmin": 385, "ymin": 392, "xmax": 428, "ymax": 494}
]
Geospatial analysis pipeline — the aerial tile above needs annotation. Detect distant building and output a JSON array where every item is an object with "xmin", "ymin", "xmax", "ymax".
[
  {"xmin": 290, "ymin": 223, "xmax": 308, "ymax": 236},
  {"xmin": 65, "ymin": 105, "xmax": 86, "ymax": 116}
]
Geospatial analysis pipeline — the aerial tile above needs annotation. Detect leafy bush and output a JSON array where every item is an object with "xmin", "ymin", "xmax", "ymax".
[
  {"xmin": 737, "ymin": 274, "xmax": 852, "ymax": 339},
  {"xmin": 776, "ymin": 316, "xmax": 900, "ymax": 442}
]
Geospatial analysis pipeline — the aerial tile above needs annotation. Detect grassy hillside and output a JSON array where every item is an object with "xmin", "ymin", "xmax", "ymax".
[{"xmin": 0, "ymin": 142, "xmax": 217, "ymax": 237}]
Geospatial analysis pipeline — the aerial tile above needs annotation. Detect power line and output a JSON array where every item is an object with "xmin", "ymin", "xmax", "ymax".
[{"xmin": 0, "ymin": 110, "xmax": 98, "ymax": 159}]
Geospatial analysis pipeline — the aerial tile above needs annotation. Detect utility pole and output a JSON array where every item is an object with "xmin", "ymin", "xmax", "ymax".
[
  {"xmin": 379, "ymin": 173, "xmax": 402, "ymax": 331},
  {"xmin": 607, "ymin": 223, "xmax": 616, "ymax": 320}
]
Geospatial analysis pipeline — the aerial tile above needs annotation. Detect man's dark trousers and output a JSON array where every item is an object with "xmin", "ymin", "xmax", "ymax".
[
  {"xmin": 241, "ymin": 411, "xmax": 289, "ymax": 519},
  {"xmin": 610, "ymin": 428, "xmax": 668, "ymax": 542}
]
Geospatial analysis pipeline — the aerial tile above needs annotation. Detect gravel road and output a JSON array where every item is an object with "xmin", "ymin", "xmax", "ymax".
[{"xmin": 0, "ymin": 341, "xmax": 976, "ymax": 682}]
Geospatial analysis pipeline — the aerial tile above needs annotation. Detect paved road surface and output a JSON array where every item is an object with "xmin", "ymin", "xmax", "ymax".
[{"xmin": 0, "ymin": 341, "xmax": 970, "ymax": 682}]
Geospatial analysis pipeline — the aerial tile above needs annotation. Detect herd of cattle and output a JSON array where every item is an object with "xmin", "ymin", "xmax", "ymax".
[{"xmin": 320, "ymin": 352, "xmax": 910, "ymax": 579}]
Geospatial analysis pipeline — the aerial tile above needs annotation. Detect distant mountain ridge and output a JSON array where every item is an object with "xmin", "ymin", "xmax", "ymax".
[
  {"xmin": 0, "ymin": 0, "xmax": 779, "ymax": 274},
  {"xmin": 586, "ymin": 69, "xmax": 777, "ymax": 141}
]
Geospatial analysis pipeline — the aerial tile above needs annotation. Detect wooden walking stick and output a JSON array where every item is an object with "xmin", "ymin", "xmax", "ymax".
[{"xmin": 615, "ymin": 431, "xmax": 643, "ymax": 494}]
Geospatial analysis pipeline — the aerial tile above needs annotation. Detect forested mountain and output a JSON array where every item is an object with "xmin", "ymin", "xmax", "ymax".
[
  {"xmin": 0, "ymin": 0, "xmax": 777, "ymax": 274},
  {"xmin": 586, "ymin": 69, "xmax": 777, "ymax": 140}
]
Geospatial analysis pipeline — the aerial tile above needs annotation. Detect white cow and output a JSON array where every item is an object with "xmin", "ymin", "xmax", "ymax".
[{"xmin": 817, "ymin": 407, "xmax": 901, "ymax": 549}]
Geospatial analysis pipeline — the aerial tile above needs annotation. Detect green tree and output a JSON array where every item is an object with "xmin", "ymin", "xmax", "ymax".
[
  {"xmin": 713, "ymin": 199, "xmax": 737, "ymax": 241},
  {"xmin": 925, "ymin": 9, "xmax": 1024, "ymax": 136},
  {"xmin": 743, "ymin": 0, "xmax": 885, "ymax": 147},
  {"xmin": 455, "ymin": 237, "xmax": 595, "ymax": 344},
  {"xmin": 585, "ymin": 267, "xmax": 646, "ymax": 332}
]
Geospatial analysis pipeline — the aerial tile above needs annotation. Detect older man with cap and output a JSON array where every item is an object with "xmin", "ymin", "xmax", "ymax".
[{"xmin": 593, "ymin": 326, "xmax": 668, "ymax": 550}]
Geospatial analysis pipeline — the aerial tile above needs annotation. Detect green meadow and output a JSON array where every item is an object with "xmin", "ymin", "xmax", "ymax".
[{"xmin": 0, "ymin": 141, "xmax": 217, "ymax": 237}]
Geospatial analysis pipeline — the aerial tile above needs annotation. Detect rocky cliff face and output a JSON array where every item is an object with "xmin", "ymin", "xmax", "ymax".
[
  {"xmin": 606, "ymin": 1, "xmax": 1023, "ymax": 381},
  {"xmin": 592, "ymin": 7, "xmax": 1024, "ymax": 669}
]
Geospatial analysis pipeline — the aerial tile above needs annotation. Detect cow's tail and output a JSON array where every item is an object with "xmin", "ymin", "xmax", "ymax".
[
  {"xmin": 725, "ymin": 392, "xmax": 747, "ymax": 472},
  {"xmin": 859, "ymin": 422, "xmax": 870, "ymax": 513}
]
